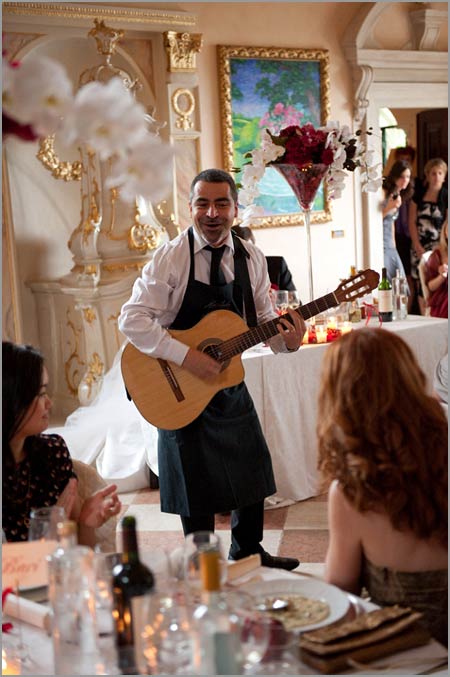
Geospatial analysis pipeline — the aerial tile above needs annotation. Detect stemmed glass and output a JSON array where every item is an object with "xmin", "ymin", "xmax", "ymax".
[
  {"xmin": 274, "ymin": 290, "xmax": 289, "ymax": 316},
  {"xmin": 288, "ymin": 291, "xmax": 301, "ymax": 310},
  {"xmin": 239, "ymin": 613, "xmax": 273, "ymax": 673}
]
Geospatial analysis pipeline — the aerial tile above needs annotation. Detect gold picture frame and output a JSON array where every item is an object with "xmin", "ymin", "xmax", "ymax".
[{"xmin": 218, "ymin": 45, "xmax": 331, "ymax": 228}]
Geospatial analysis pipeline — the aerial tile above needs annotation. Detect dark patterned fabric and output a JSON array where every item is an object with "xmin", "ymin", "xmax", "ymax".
[
  {"xmin": 3, "ymin": 434, "xmax": 76, "ymax": 541},
  {"xmin": 411, "ymin": 188, "xmax": 447, "ymax": 281},
  {"xmin": 362, "ymin": 556, "xmax": 448, "ymax": 647}
]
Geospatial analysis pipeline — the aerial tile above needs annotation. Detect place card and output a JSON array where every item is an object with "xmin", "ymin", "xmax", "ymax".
[{"xmin": 2, "ymin": 540, "xmax": 57, "ymax": 590}]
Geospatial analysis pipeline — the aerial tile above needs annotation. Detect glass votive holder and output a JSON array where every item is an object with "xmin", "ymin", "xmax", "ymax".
[{"xmin": 315, "ymin": 327, "xmax": 327, "ymax": 344}]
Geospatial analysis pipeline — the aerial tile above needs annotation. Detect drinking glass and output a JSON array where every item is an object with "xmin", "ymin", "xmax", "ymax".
[
  {"xmin": 287, "ymin": 291, "xmax": 301, "ymax": 309},
  {"xmin": 274, "ymin": 290, "xmax": 289, "ymax": 316},
  {"xmin": 239, "ymin": 613, "xmax": 273, "ymax": 672},
  {"xmin": 245, "ymin": 626, "xmax": 303, "ymax": 675},
  {"xmin": 28, "ymin": 506, "xmax": 66, "ymax": 541},
  {"xmin": 137, "ymin": 590, "xmax": 194, "ymax": 675},
  {"xmin": 93, "ymin": 551, "xmax": 120, "ymax": 675}
]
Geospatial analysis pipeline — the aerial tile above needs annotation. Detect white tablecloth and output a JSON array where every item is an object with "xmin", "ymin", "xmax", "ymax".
[
  {"xmin": 49, "ymin": 316, "xmax": 447, "ymax": 499},
  {"xmin": 243, "ymin": 316, "xmax": 448, "ymax": 504},
  {"xmin": 7, "ymin": 565, "xmax": 448, "ymax": 676}
]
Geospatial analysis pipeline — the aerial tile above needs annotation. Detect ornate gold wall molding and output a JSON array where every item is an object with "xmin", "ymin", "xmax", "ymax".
[
  {"xmin": 64, "ymin": 308, "xmax": 85, "ymax": 396},
  {"xmin": 164, "ymin": 31, "xmax": 203, "ymax": 72},
  {"xmin": 82, "ymin": 306, "xmax": 97, "ymax": 324},
  {"xmin": 82, "ymin": 352, "xmax": 104, "ymax": 400},
  {"xmin": 4, "ymin": 3, "xmax": 196, "ymax": 28},
  {"xmin": 37, "ymin": 136, "xmax": 83, "ymax": 182},
  {"xmin": 171, "ymin": 88, "xmax": 195, "ymax": 130},
  {"xmin": 129, "ymin": 206, "xmax": 161, "ymax": 253}
]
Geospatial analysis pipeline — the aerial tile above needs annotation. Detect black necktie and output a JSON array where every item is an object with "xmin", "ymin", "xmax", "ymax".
[{"xmin": 205, "ymin": 245, "xmax": 227, "ymax": 286}]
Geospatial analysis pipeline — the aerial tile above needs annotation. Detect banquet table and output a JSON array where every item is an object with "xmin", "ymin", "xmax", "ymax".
[
  {"xmin": 242, "ymin": 315, "xmax": 448, "ymax": 505},
  {"xmin": 5, "ymin": 564, "xmax": 448, "ymax": 676}
]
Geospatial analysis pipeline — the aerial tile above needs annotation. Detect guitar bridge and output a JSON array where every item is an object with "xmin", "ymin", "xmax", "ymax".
[{"xmin": 157, "ymin": 359, "xmax": 185, "ymax": 402}]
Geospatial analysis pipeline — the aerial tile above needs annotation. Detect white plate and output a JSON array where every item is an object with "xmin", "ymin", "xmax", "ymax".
[{"xmin": 245, "ymin": 577, "xmax": 349, "ymax": 633}]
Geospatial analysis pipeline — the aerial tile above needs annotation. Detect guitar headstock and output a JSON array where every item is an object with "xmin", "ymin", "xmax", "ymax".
[{"xmin": 334, "ymin": 269, "xmax": 380, "ymax": 303}]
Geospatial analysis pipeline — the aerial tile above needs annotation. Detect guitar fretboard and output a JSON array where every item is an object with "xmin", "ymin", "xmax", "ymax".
[{"xmin": 211, "ymin": 292, "xmax": 338, "ymax": 362}]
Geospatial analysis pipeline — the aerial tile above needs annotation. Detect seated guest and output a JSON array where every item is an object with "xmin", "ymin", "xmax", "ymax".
[
  {"xmin": 317, "ymin": 328, "xmax": 447, "ymax": 646},
  {"xmin": 425, "ymin": 218, "xmax": 448, "ymax": 318},
  {"xmin": 232, "ymin": 224, "xmax": 297, "ymax": 291},
  {"xmin": 3, "ymin": 341, "xmax": 121, "ymax": 546}
]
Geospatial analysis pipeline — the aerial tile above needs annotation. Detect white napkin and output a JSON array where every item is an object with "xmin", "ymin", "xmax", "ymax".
[{"xmin": 3, "ymin": 593, "xmax": 52, "ymax": 634}]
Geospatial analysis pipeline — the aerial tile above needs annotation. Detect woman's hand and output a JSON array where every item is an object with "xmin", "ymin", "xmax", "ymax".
[
  {"xmin": 277, "ymin": 308, "xmax": 306, "ymax": 352},
  {"xmin": 56, "ymin": 477, "xmax": 78, "ymax": 517},
  {"xmin": 79, "ymin": 484, "xmax": 122, "ymax": 529}
]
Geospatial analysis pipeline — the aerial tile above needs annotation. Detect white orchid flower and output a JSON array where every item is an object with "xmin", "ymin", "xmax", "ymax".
[
  {"xmin": 62, "ymin": 78, "xmax": 148, "ymax": 159},
  {"xmin": 6, "ymin": 56, "xmax": 73, "ymax": 135},
  {"xmin": 106, "ymin": 135, "xmax": 173, "ymax": 203}
]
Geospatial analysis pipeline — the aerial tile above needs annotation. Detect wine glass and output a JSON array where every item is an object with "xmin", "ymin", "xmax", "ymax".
[
  {"xmin": 137, "ymin": 590, "xmax": 194, "ymax": 675},
  {"xmin": 28, "ymin": 506, "xmax": 66, "ymax": 541},
  {"xmin": 287, "ymin": 291, "xmax": 301, "ymax": 310},
  {"xmin": 239, "ymin": 613, "xmax": 273, "ymax": 673},
  {"xmin": 274, "ymin": 290, "xmax": 289, "ymax": 316}
]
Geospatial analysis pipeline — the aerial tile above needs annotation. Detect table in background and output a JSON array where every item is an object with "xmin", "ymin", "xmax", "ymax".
[{"xmin": 243, "ymin": 316, "xmax": 448, "ymax": 504}]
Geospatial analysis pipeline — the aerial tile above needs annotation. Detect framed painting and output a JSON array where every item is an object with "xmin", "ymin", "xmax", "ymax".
[{"xmin": 218, "ymin": 46, "xmax": 331, "ymax": 228}]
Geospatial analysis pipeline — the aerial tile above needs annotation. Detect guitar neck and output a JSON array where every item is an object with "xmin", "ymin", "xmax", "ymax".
[{"xmin": 217, "ymin": 291, "xmax": 338, "ymax": 361}]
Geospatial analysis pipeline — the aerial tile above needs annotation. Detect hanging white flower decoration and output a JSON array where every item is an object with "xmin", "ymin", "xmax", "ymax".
[
  {"xmin": 61, "ymin": 78, "xmax": 148, "ymax": 160},
  {"xmin": 2, "ymin": 54, "xmax": 173, "ymax": 205},
  {"xmin": 106, "ymin": 136, "xmax": 174, "ymax": 204},
  {"xmin": 3, "ymin": 56, "xmax": 73, "ymax": 136}
]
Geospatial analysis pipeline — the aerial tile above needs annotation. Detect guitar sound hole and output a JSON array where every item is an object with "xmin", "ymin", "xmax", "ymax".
[{"xmin": 199, "ymin": 340, "xmax": 230, "ymax": 371}]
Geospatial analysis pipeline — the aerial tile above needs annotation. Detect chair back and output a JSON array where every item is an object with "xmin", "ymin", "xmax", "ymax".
[
  {"xmin": 72, "ymin": 459, "xmax": 118, "ymax": 552},
  {"xmin": 418, "ymin": 250, "xmax": 432, "ymax": 315}
]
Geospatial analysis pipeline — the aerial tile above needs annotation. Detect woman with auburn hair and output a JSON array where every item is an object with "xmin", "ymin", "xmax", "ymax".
[{"xmin": 318, "ymin": 328, "xmax": 448, "ymax": 646}]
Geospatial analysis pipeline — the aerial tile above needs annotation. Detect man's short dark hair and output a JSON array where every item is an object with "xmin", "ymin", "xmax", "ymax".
[{"xmin": 190, "ymin": 169, "xmax": 238, "ymax": 203}]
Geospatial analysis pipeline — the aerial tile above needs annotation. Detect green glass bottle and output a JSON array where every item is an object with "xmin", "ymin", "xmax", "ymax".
[
  {"xmin": 112, "ymin": 516, "xmax": 155, "ymax": 674},
  {"xmin": 378, "ymin": 267, "xmax": 393, "ymax": 322}
]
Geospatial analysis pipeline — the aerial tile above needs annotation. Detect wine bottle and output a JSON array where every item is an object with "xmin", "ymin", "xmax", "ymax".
[
  {"xmin": 378, "ymin": 267, "xmax": 393, "ymax": 322},
  {"xmin": 112, "ymin": 515, "xmax": 155, "ymax": 675},
  {"xmin": 192, "ymin": 550, "xmax": 243, "ymax": 675}
]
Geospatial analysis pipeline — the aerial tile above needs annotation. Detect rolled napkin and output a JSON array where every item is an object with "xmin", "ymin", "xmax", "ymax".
[{"xmin": 3, "ymin": 593, "xmax": 52, "ymax": 635}]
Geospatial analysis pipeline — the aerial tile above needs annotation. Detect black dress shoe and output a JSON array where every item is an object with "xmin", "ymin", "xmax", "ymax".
[
  {"xmin": 228, "ymin": 549, "xmax": 300, "ymax": 571},
  {"xmin": 259, "ymin": 550, "xmax": 300, "ymax": 571}
]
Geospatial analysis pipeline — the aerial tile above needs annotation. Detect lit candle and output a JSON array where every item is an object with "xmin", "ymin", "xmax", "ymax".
[
  {"xmin": 2, "ymin": 649, "xmax": 21, "ymax": 675},
  {"xmin": 341, "ymin": 321, "xmax": 352, "ymax": 334},
  {"xmin": 327, "ymin": 316, "xmax": 337, "ymax": 330},
  {"xmin": 316, "ymin": 327, "xmax": 327, "ymax": 344}
]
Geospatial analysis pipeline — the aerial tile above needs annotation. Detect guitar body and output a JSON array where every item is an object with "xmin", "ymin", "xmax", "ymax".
[
  {"xmin": 121, "ymin": 310, "xmax": 249, "ymax": 430},
  {"xmin": 121, "ymin": 268, "xmax": 380, "ymax": 430}
]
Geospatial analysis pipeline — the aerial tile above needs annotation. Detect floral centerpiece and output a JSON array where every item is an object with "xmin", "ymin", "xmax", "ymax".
[
  {"xmin": 238, "ymin": 121, "xmax": 381, "ymax": 217},
  {"xmin": 2, "ymin": 54, "xmax": 173, "ymax": 204},
  {"xmin": 237, "ymin": 121, "xmax": 381, "ymax": 301}
]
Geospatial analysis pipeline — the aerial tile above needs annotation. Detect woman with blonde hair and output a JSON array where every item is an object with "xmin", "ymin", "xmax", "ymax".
[
  {"xmin": 409, "ymin": 157, "xmax": 447, "ymax": 314},
  {"xmin": 425, "ymin": 218, "xmax": 448, "ymax": 318},
  {"xmin": 318, "ymin": 328, "xmax": 447, "ymax": 646}
]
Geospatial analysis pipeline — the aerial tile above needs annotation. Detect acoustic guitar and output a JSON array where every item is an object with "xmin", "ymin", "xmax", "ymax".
[{"xmin": 121, "ymin": 269, "xmax": 379, "ymax": 430}]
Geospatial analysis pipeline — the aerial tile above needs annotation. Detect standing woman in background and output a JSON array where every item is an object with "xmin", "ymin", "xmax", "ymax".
[
  {"xmin": 409, "ymin": 158, "xmax": 448, "ymax": 315},
  {"xmin": 381, "ymin": 160, "xmax": 413, "ymax": 281}
]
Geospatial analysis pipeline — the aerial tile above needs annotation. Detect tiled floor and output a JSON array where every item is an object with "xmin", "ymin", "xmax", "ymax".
[{"xmin": 117, "ymin": 487, "xmax": 328, "ymax": 579}]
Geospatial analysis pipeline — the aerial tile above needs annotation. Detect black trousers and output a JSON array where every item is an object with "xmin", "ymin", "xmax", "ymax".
[{"xmin": 180, "ymin": 501, "xmax": 265, "ymax": 559}]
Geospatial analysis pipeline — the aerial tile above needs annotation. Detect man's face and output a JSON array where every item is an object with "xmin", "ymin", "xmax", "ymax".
[{"xmin": 189, "ymin": 181, "xmax": 238, "ymax": 245}]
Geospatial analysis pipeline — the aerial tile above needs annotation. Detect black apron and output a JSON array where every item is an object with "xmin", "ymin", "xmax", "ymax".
[{"xmin": 158, "ymin": 228, "xmax": 276, "ymax": 516}]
